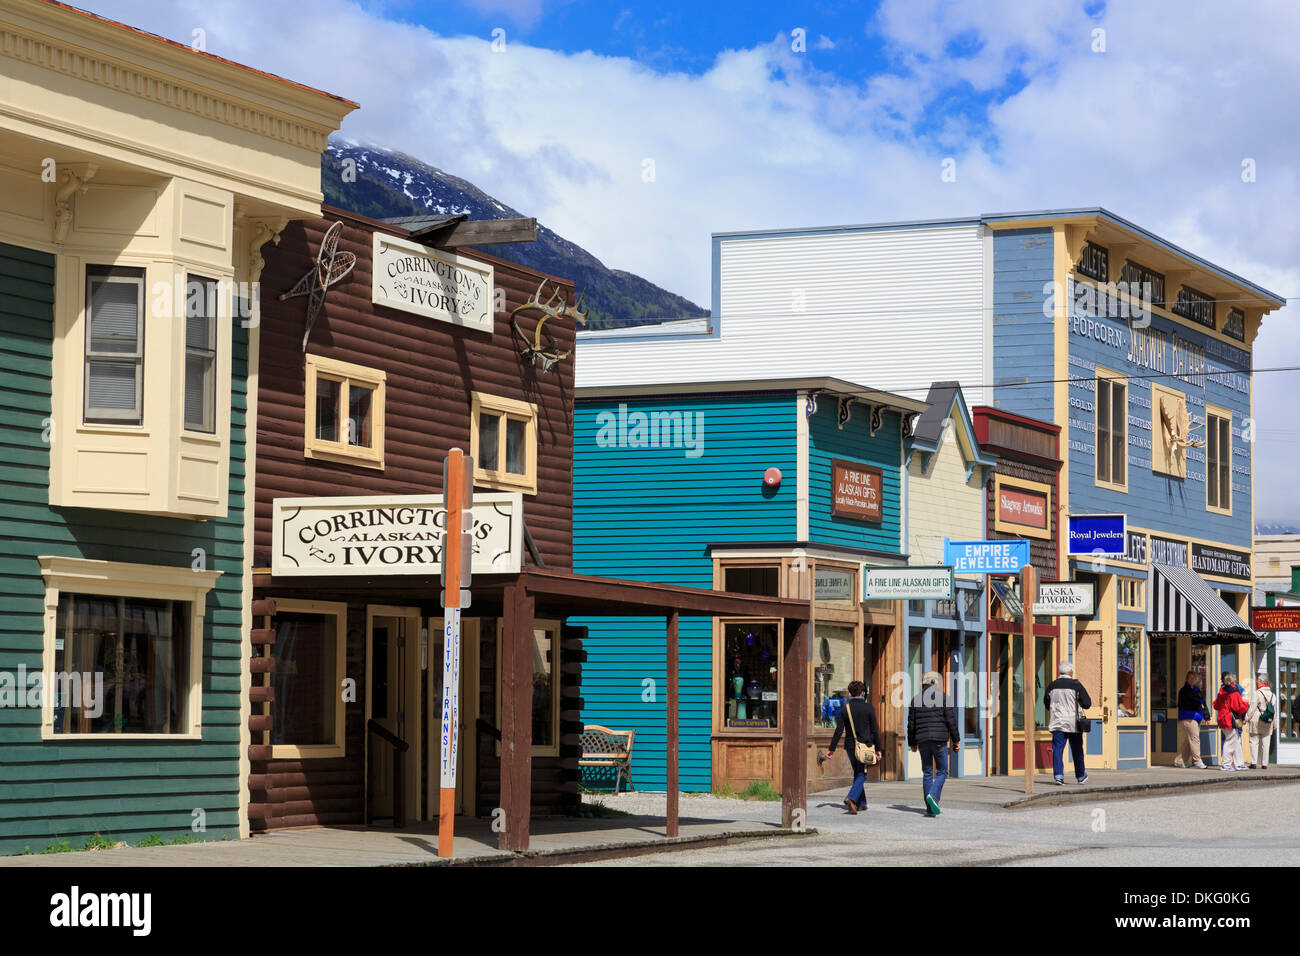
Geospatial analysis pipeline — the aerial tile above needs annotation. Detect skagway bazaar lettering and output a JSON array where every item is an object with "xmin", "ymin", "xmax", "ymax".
[
  {"xmin": 831, "ymin": 459, "xmax": 883, "ymax": 522},
  {"xmin": 272, "ymin": 494, "xmax": 521, "ymax": 576},
  {"xmin": 1190, "ymin": 542, "xmax": 1251, "ymax": 581}
]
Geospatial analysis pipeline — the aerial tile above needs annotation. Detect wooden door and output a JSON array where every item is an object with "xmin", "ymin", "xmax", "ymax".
[
  {"xmin": 1075, "ymin": 625, "xmax": 1115, "ymax": 768},
  {"xmin": 367, "ymin": 608, "xmax": 422, "ymax": 822}
]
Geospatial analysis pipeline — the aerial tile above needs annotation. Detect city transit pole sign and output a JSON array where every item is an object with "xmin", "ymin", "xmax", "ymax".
[{"xmin": 438, "ymin": 448, "xmax": 474, "ymax": 859}]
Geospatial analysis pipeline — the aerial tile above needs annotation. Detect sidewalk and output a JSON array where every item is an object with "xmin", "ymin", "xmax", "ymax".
[{"xmin": 817, "ymin": 764, "xmax": 1300, "ymax": 809}]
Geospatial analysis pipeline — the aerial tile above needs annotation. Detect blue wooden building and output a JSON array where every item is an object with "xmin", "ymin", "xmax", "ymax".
[{"xmin": 572, "ymin": 378, "xmax": 927, "ymax": 792}]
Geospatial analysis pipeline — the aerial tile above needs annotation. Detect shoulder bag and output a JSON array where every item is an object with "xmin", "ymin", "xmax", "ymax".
[
  {"xmin": 845, "ymin": 700, "xmax": 879, "ymax": 766},
  {"xmin": 1074, "ymin": 689, "xmax": 1092, "ymax": 734}
]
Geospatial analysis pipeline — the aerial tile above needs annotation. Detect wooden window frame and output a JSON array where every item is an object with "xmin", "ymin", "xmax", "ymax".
[
  {"xmin": 991, "ymin": 474, "xmax": 1052, "ymax": 540},
  {"xmin": 1280, "ymin": 658, "xmax": 1300, "ymax": 743},
  {"xmin": 494, "ymin": 617, "xmax": 562, "ymax": 756},
  {"xmin": 1094, "ymin": 366, "xmax": 1129, "ymax": 493},
  {"xmin": 304, "ymin": 353, "xmax": 386, "ymax": 470},
  {"xmin": 470, "ymin": 391, "xmax": 538, "ymax": 494},
  {"xmin": 1116, "ymin": 625, "xmax": 1146, "ymax": 724},
  {"xmin": 267, "ymin": 598, "xmax": 348, "ymax": 760},
  {"xmin": 1205, "ymin": 404, "xmax": 1233, "ymax": 516},
  {"xmin": 182, "ymin": 273, "xmax": 219, "ymax": 435},
  {"xmin": 713, "ymin": 616, "xmax": 785, "ymax": 736},
  {"xmin": 38, "ymin": 556, "xmax": 218, "ymax": 741}
]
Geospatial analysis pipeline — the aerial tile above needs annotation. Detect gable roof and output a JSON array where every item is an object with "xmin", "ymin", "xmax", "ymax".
[{"xmin": 907, "ymin": 381, "xmax": 996, "ymax": 472}]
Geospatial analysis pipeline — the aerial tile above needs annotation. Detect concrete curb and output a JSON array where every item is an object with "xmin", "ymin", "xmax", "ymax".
[
  {"xmin": 1003, "ymin": 773, "xmax": 1300, "ymax": 809},
  {"xmin": 390, "ymin": 827, "xmax": 817, "ymax": 867}
]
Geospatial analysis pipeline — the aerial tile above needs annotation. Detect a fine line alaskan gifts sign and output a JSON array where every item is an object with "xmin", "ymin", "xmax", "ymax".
[
  {"xmin": 831, "ymin": 458, "xmax": 883, "ymax": 523},
  {"xmin": 372, "ymin": 232, "xmax": 494, "ymax": 333},
  {"xmin": 271, "ymin": 493, "xmax": 522, "ymax": 576}
]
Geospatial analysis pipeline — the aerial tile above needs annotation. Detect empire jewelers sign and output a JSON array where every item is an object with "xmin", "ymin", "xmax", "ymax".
[
  {"xmin": 372, "ymin": 233, "xmax": 494, "ymax": 333},
  {"xmin": 863, "ymin": 566, "xmax": 954, "ymax": 601},
  {"xmin": 943, "ymin": 539, "xmax": 1031, "ymax": 575},
  {"xmin": 831, "ymin": 459, "xmax": 883, "ymax": 523},
  {"xmin": 272, "ymin": 493, "xmax": 522, "ymax": 576}
]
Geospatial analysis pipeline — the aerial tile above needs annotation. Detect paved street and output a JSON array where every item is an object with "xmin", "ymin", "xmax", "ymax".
[{"xmin": 569, "ymin": 780, "xmax": 1300, "ymax": 866}]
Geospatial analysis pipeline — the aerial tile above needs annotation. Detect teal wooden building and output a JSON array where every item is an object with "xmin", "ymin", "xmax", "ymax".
[{"xmin": 572, "ymin": 378, "xmax": 927, "ymax": 794}]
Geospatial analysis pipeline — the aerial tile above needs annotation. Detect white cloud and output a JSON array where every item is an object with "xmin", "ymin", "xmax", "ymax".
[{"xmin": 77, "ymin": 0, "xmax": 1300, "ymax": 521}]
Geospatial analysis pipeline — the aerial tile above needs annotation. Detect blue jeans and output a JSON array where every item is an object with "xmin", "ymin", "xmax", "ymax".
[
  {"xmin": 845, "ymin": 754, "xmax": 868, "ymax": 808},
  {"xmin": 1052, "ymin": 730, "xmax": 1086, "ymax": 780},
  {"xmin": 919, "ymin": 740, "xmax": 949, "ymax": 803}
]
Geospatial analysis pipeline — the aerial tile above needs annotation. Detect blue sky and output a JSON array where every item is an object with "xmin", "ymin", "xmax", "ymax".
[{"xmin": 75, "ymin": 0, "xmax": 1300, "ymax": 524}]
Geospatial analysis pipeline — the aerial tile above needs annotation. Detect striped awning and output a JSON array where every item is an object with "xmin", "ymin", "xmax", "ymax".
[{"xmin": 1147, "ymin": 563, "xmax": 1259, "ymax": 645}]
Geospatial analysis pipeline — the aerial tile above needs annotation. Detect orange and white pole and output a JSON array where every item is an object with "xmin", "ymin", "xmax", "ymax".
[{"xmin": 438, "ymin": 447, "xmax": 468, "ymax": 857}]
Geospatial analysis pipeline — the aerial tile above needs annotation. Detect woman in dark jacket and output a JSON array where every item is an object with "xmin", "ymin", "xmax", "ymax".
[
  {"xmin": 1174, "ymin": 671, "xmax": 1209, "ymax": 769},
  {"xmin": 824, "ymin": 680, "xmax": 882, "ymax": 814}
]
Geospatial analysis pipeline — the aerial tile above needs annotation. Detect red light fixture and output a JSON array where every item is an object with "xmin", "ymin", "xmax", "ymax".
[{"xmin": 763, "ymin": 467, "xmax": 782, "ymax": 488}]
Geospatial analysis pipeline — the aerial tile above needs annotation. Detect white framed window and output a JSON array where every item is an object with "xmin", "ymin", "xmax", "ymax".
[
  {"xmin": 471, "ymin": 392, "xmax": 538, "ymax": 494},
  {"xmin": 494, "ymin": 617, "xmax": 562, "ymax": 756},
  {"xmin": 39, "ymin": 556, "xmax": 219, "ymax": 740},
  {"xmin": 304, "ymin": 354, "xmax": 386, "ymax": 469},
  {"xmin": 184, "ymin": 274, "xmax": 218, "ymax": 433},
  {"xmin": 84, "ymin": 266, "xmax": 145, "ymax": 425}
]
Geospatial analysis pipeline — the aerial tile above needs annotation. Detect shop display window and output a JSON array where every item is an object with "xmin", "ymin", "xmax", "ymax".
[
  {"xmin": 1010, "ymin": 636, "xmax": 1052, "ymax": 731},
  {"xmin": 1117, "ymin": 627, "xmax": 1142, "ymax": 718},
  {"xmin": 532, "ymin": 625, "xmax": 558, "ymax": 751},
  {"xmin": 813, "ymin": 624, "xmax": 854, "ymax": 728},
  {"xmin": 1150, "ymin": 636, "xmax": 1174, "ymax": 709},
  {"xmin": 53, "ymin": 594, "xmax": 190, "ymax": 734},
  {"xmin": 272, "ymin": 610, "xmax": 341, "ymax": 749},
  {"xmin": 722, "ymin": 622, "xmax": 780, "ymax": 728},
  {"xmin": 962, "ymin": 633, "xmax": 980, "ymax": 737},
  {"xmin": 1280, "ymin": 660, "xmax": 1299, "ymax": 742},
  {"xmin": 724, "ymin": 566, "xmax": 779, "ymax": 597}
]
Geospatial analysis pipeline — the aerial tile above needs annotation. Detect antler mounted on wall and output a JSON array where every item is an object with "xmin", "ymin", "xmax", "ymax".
[
  {"xmin": 510, "ymin": 280, "xmax": 587, "ymax": 372},
  {"xmin": 1159, "ymin": 395, "xmax": 1204, "ymax": 450}
]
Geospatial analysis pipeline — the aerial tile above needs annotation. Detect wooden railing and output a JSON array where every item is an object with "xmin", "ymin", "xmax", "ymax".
[{"xmin": 365, "ymin": 719, "xmax": 410, "ymax": 829}]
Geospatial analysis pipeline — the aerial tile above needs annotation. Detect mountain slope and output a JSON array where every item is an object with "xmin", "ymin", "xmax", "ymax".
[{"xmin": 321, "ymin": 140, "xmax": 706, "ymax": 329}]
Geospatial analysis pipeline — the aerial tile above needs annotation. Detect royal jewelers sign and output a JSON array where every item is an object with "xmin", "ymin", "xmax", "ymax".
[
  {"xmin": 1034, "ymin": 580, "xmax": 1096, "ymax": 616},
  {"xmin": 831, "ymin": 459, "xmax": 883, "ymax": 522},
  {"xmin": 372, "ymin": 233, "xmax": 494, "ymax": 333},
  {"xmin": 863, "ymin": 566, "xmax": 954, "ymax": 601},
  {"xmin": 272, "ymin": 493, "xmax": 522, "ymax": 576}
]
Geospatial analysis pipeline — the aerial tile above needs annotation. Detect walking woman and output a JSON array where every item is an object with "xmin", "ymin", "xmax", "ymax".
[
  {"xmin": 824, "ymin": 680, "xmax": 882, "ymax": 814},
  {"xmin": 1245, "ymin": 672, "xmax": 1277, "ymax": 769},
  {"xmin": 1213, "ymin": 672, "xmax": 1249, "ymax": 771}
]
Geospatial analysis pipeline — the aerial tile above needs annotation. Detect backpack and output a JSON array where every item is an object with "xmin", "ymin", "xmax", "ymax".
[{"xmin": 1258, "ymin": 688, "xmax": 1275, "ymax": 724}]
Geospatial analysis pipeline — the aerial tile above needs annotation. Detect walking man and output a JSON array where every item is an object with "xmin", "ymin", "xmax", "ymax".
[
  {"xmin": 1044, "ymin": 661, "xmax": 1092, "ymax": 785},
  {"xmin": 908, "ymin": 670, "xmax": 960, "ymax": 817},
  {"xmin": 824, "ymin": 680, "xmax": 882, "ymax": 814}
]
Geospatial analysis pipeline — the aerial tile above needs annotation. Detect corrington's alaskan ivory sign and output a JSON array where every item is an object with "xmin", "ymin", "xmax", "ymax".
[
  {"xmin": 863, "ymin": 566, "xmax": 954, "ymax": 601},
  {"xmin": 372, "ymin": 232, "xmax": 494, "ymax": 333},
  {"xmin": 831, "ymin": 459, "xmax": 883, "ymax": 522},
  {"xmin": 271, "ymin": 493, "xmax": 522, "ymax": 577},
  {"xmin": 1034, "ymin": 580, "xmax": 1096, "ymax": 616}
]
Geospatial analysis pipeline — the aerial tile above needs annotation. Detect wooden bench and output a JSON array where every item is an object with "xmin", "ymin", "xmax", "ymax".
[{"xmin": 579, "ymin": 725, "xmax": 636, "ymax": 793}]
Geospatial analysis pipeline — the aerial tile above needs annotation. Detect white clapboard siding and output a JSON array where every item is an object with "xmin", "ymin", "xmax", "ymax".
[{"xmin": 576, "ymin": 222, "xmax": 987, "ymax": 404}]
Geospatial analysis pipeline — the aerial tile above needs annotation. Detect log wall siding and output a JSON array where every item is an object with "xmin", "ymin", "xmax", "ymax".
[
  {"xmin": 249, "ymin": 210, "xmax": 579, "ymax": 827},
  {"xmin": 252, "ymin": 208, "xmax": 575, "ymax": 571}
]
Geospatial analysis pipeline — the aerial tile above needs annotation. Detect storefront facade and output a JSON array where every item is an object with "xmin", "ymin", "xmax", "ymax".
[
  {"xmin": 985, "ymin": 212, "xmax": 1280, "ymax": 769},
  {"xmin": 0, "ymin": 1, "xmax": 352, "ymax": 854},
  {"xmin": 973, "ymin": 405, "xmax": 1063, "ymax": 774},
  {"xmin": 902, "ymin": 383, "xmax": 997, "ymax": 780},
  {"xmin": 572, "ymin": 378, "xmax": 928, "ymax": 791}
]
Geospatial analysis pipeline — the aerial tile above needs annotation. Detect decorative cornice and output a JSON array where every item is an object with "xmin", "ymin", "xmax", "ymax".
[
  {"xmin": 0, "ymin": 22, "xmax": 343, "ymax": 154},
  {"xmin": 243, "ymin": 214, "xmax": 289, "ymax": 284},
  {"xmin": 52, "ymin": 161, "xmax": 96, "ymax": 243}
]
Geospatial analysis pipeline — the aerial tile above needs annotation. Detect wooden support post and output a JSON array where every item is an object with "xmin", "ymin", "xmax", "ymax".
[
  {"xmin": 1022, "ymin": 564, "xmax": 1038, "ymax": 795},
  {"xmin": 499, "ymin": 580, "xmax": 535, "ymax": 851},
  {"xmin": 666, "ymin": 610, "xmax": 679, "ymax": 838},
  {"xmin": 781, "ymin": 618, "xmax": 810, "ymax": 828}
]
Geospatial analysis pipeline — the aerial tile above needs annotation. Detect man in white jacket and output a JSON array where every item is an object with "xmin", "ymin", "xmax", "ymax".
[{"xmin": 1043, "ymin": 661, "xmax": 1093, "ymax": 785}]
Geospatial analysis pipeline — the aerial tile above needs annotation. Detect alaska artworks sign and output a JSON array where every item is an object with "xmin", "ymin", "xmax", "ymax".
[
  {"xmin": 372, "ymin": 233, "xmax": 494, "ymax": 333},
  {"xmin": 272, "ymin": 493, "xmax": 522, "ymax": 577},
  {"xmin": 831, "ymin": 459, "xmax": 883, "ymax": 522}
]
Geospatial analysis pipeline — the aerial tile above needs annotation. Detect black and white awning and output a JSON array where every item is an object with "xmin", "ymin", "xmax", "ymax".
[{"xmin": 1147, "ymin": 563, "xmax": 1259, "ymax": 645}]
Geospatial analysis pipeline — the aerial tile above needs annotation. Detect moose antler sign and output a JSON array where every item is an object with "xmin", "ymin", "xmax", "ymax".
[{"xmin": 510, "ymin": 280, "xmax": 587, "ymax": 372}]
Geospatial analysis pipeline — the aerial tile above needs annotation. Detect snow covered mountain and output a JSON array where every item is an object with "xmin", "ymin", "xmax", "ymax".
[{"xmin": 321, "ymin": 139, "xmax": 707, "ymax": 329}]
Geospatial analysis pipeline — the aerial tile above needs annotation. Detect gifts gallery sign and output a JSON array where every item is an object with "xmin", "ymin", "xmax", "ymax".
[
  {"xmin": 271, "ymin": 493, "xmax": 522, "ymax": 576},
  {"xmin": 372, "ymin": 233, "xmax": 494, "ymax": 333},
  {"xmin": 831, "ymin": 459, "xmax": 883, "ymax": 523}
]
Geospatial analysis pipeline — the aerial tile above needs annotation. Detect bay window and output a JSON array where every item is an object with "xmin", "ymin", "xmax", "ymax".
[
  {"xmin": 84, "ymin": 266, "xmax": 145, "ymax": 425},
  {"xmin": 184, "ymin": 275, "xmax": 218, "ymax": 433}
]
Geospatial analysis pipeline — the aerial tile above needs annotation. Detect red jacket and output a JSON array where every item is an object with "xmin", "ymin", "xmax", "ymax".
[{"xmin": 1212, "ymin": 686, "xmax": 1248, "ymax": 731}]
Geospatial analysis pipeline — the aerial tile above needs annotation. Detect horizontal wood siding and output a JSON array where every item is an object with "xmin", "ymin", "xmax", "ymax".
[
  {"xmin": 571, "ymin": 393, "xmax": 798, "ymax": 790},
  {"xmin": 253, "ymin": 209, "xmax": 575, "ymax": 571},
  {"xmin": 992, "ymin": 227, "xmax": 1055, "ymax": 420},
  {"xmin": 808, "ymin": 399, "xmax": 903, "ymax": 552},
  {"xmin": 0, "ymin": 241, "xmax": 244, "ymax": 855}
]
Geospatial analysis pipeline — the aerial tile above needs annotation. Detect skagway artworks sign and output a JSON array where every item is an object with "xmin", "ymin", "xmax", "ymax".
[
  {"xmin": 371, "ymin": 233, "xmax": 494, "ymax": 333},
  {"xmin": 271, "ymin": 493, "xmax": 522, "ymax": 577}
]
